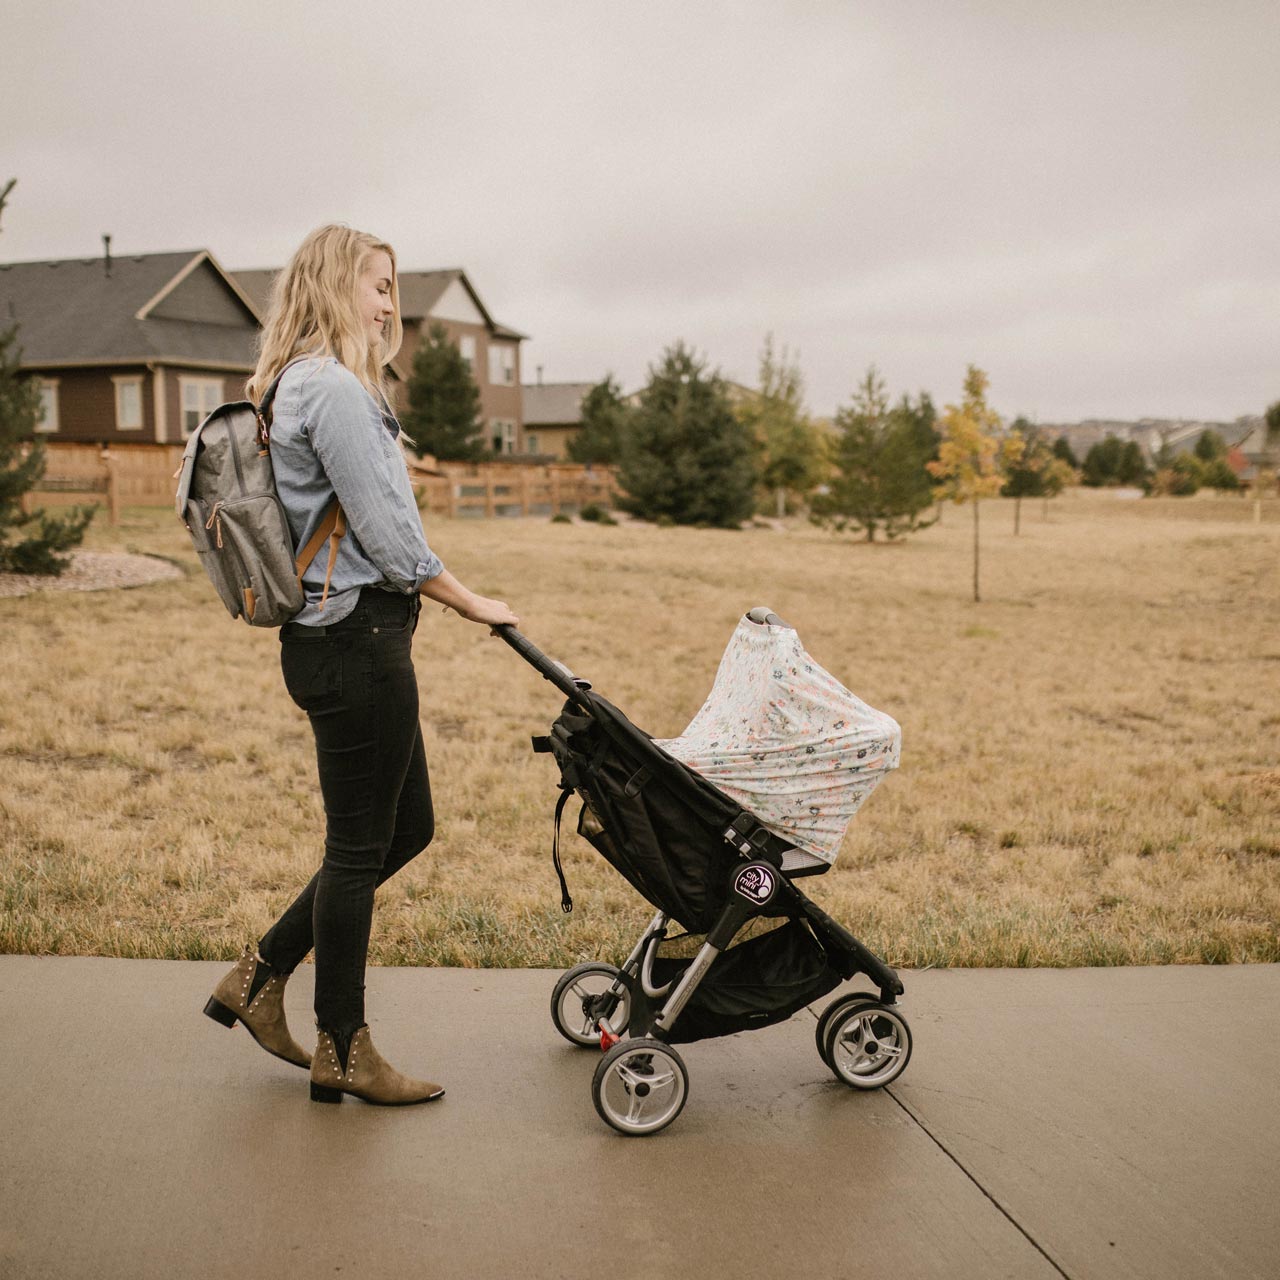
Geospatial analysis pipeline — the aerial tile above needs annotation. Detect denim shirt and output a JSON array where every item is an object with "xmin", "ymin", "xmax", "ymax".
[{"xmin": 269, "ymin": 356, "xmax": 444, "ymax": 626}]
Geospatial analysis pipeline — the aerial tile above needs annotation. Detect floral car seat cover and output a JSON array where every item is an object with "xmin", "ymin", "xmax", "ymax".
[{"xmin": 656, "ymin": 615, "xmax": 901, "ymax": 864}]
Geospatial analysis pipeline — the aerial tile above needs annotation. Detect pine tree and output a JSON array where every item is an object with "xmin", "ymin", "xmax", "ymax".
[
  {"xmin": 1051, "ymin": 436, "xmax": 1079, "ymax": 469},
  {"xmin": 567, "ymin": 375, "xmax": 629, "ymax": 466},
  {"xmin": 616, "ymin": 342, "xmax": 757, "ymax": 527},
  {"xmin": 399, "ymin": 321, "xmax": 483, "ymax": 462},
  {"xmin": 0, "ymin": 179, "xmax": 95, "ymax": 575},
  {"xmin": 810, "ymin": 366, "xmax": 936, "ymax": 542}
]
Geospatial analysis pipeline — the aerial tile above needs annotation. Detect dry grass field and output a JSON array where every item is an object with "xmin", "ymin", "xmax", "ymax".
[{"xmin": 2, "ymin": 490, "xmax": 1278, "ymax": 969}]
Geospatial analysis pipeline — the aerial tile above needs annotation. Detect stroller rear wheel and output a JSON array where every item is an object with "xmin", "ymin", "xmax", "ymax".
[
  {"xmin": 550, "ymin": 962, "xmax": 631, "ymax": 1047},
  {"xmin": 825, "ymin": 1001, "xmax": 912, "ymax": 1089},
  {"xmin": 592, "ymin": 1038, "xmax": 689, "ymax": 1136}
]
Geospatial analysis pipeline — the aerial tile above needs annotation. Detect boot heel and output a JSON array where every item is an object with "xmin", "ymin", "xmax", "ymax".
[
  {"xmin": 203, "ymin": 997, "xmax": 238, "ymax": 1028},
  {"xmin": 311, "ymin": 1083, "xmax": 344, "ymax": 1104}
]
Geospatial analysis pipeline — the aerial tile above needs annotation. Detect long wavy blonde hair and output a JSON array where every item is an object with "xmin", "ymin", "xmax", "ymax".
[{"xmin": 247, "ymin": 224, "xmax": 403, "ymax": 404}]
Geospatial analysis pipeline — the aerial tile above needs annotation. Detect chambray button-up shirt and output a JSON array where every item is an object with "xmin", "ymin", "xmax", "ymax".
[{"xmin": 269, "ymin": 356, "xmax": 444, "ymax": 626}]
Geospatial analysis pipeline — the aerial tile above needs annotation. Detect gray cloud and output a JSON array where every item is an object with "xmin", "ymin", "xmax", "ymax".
[{"xmin": 3, "ymin": 0, "xmax": 1277, "ymax": 419}]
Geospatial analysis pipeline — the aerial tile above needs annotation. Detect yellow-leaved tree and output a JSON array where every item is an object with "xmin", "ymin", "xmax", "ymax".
[{"xmin": 928, "ymin": 366, "xmax": 1022, "ymax": 603}]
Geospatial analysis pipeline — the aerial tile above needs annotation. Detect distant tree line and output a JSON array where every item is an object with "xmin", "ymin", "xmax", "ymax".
[{"xmin": 390, "ymin": 289, "xmax": 1280, "ymax": 547}]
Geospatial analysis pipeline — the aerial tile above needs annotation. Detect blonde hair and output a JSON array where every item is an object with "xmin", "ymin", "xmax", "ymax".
[{"xmin": 247, "ymin": 224, "xmax": 402, "ymax": 404}]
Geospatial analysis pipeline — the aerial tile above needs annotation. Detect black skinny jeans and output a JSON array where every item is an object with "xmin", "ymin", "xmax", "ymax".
[{"xmin": 258, "ymin": 588, "xmax": 432, "ymax": 1037}]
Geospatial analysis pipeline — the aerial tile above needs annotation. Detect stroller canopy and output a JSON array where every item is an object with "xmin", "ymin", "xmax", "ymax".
[{"xmin": 656, "ymin": 613, "xmax": 901, "ymax": 864}]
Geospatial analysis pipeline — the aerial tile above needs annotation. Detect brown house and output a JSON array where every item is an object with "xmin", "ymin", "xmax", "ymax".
[
  {"xmin": 0, "ymin": 249, "xmax": 259, "ymax": 444},
  {"xmin": 234, "ymin": 266, "xmax": 527, "ymax": 456}
]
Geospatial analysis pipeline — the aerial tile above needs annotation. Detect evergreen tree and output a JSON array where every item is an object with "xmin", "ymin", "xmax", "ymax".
[
  {"xmin": 1117, "ymin": 440, "xmax": 1147, "ymax": 486},
  {"xmin": 0, "ymin": 180, "xmax": 94, "ymax": 575},
  {"xmin": 567, "ymin": 375, "xmax": 629, "ymax": 466},
  {"xmin": 810, "ymin": 366, "xmax": 936, "ymax": 542},
  {"xmin": 1193, "ymin": 430, "xmax": 1227, "ymax": 462},
  {"xmin": 1081, "ymin": 435, "xmax": 1145, "ymax": 487},
  {"xmin": 399, "ymin": 321, "xmax": 483, "ymax": 462},
  {"xmin": 616, "ymin": 342, "xmax": 757, "ymax": 527},
  {"xmin": 1051, "ymin": 436, "xmax": 1079, "ymax": 469},
  {"xmin": 1081, "ymin": 436, "xmax": 1123, "ymax": 486}
]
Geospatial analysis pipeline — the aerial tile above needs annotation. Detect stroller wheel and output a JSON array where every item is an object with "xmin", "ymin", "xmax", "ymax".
[
  {"xmin": 550, "ymin": 962, "xmax": 631, "ymax": 1047},
  {"xmin": 825, "ymin": 1001, "xmax": 912, "ymax": 1090},
  {"xmin": 592, "ymin": 1038, "xmax": 689, "ymax": 1136},
  {"xmin": 814, "ymin": 991, "xmax": 879, "ymax": 1069}
]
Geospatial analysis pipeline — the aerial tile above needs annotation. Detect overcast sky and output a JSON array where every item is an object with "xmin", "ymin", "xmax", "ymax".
[{"xmin": 3, "ymin": 1, "xmax": 1277, "ymax": 421}]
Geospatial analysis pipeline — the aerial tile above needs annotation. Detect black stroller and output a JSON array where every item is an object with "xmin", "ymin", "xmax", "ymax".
[{"xmin": 498, "ymin": 609, "xmax": 911, "ymax": 1136}]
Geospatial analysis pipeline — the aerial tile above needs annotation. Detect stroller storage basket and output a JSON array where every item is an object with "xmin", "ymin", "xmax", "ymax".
[{"xmin": 646, "ymin": 920, "xmax": 843, "ymax": 1045}]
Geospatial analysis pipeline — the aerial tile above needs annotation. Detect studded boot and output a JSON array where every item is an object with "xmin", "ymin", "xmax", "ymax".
[
  {"xmin": 204, "ymin": 945, "xmax": 311, "ymax": 1069},
  {"xmin": 310, "ymin": 1026, "xmax": 444, "ymax": 1106}
]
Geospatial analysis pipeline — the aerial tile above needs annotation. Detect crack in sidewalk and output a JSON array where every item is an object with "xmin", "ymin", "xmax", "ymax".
[{"xmin": 887, "ymin": 1087, "xmax": 1074, "ymax": 1280}]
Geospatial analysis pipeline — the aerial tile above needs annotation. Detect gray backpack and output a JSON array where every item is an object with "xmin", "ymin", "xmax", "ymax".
[{"xmin": 175, "ymin": 361, "xmax": 345, "ymax": 626}]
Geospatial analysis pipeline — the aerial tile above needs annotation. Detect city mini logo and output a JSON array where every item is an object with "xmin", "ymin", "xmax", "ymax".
[{"xmin": 734, "ymin": 864, "xmax": 776, "ymax": 904}]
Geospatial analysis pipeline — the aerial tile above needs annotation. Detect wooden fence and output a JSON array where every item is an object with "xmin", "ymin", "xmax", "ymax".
[
  {"xmin": 22, "ymin": 443, "xmax": 185, "ymax": 525},
  {"xmin": 30, "ymin": 442, "xmax": 617, "ymax": 521},
  {"xmin": 410, "ymin": 460, "xmax": 618, "ymax": 518}
]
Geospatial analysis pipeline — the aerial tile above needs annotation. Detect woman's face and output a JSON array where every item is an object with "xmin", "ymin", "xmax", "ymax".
[{"xmin": 357, "ymin": 250, "xmax": 395, "ymax": 349}]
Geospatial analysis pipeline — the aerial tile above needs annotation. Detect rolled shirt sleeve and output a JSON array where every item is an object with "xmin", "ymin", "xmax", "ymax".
[{"xmin": 297, "ymin": 362, "xmax": 443, "ymax": 591}]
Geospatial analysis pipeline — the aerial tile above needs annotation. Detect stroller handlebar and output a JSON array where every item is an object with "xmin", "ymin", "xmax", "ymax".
[{"xmin": 493, "ymin": 625, "xmax": 593, "ymax": 707}]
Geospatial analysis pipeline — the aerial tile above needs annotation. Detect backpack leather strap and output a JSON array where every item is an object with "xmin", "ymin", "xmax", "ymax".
[{"xmin": 294, "ymin": 499, "xmax": 346, "ymax": 612}]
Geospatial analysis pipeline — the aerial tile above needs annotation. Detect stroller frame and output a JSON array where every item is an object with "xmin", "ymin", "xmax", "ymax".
[{"xmin": 500, "ymin": 612, "xmax": 911, "ymax": 1136}]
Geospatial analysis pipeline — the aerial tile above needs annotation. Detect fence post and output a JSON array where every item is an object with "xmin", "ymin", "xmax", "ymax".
[
  {"xmin": 102, "ymin": 449, "xmax": 120, "ymax": 526},
  {"xmin": 550, "ymin": 468, "xmax": 562, "ymax": 514},
  {"xmin": 485, "ymin": 475, "xmax": 496, "ymax": 517}
]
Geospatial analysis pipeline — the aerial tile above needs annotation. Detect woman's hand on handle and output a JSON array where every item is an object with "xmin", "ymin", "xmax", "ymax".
[{"xmin": 419, "ymin": 570, "xmax": 519, "ymax": 628}]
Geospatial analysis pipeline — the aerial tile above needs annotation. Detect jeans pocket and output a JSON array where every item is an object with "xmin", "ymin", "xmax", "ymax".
[{"xmin": 281, "ymin": 639, "xmax": 344, "ymax": 712}]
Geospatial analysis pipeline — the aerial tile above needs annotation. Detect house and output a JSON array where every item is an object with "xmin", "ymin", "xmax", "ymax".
[
  {"xmin": 234, "ymin": 266, "xmax": 527, "ymax": 456},
  {"xmin": 0, "ymin": 248, "xmax": 260, "ymax": 444},
  {"xmin": 520, "ymin": 379, "xmax": 596, "ymax": 459}
]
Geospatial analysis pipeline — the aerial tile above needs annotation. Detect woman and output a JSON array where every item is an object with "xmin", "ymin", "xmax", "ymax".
[{"xmin": 203, "ymin": 224, "xmax": 518, "ymax": 1106}]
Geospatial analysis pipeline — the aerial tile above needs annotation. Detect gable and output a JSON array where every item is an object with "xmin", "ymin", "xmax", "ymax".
[
  {"xmin": 147, "ymin": 258, "xmax": 256, "ymax": 327},
  {"xmin": 430, "ymin": 279, "xmax": 486, "ymax": 327}
]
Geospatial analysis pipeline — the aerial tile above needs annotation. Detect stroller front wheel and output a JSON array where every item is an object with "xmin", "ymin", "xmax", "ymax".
[
  {"xmin": 825, "ymin": 1001, "xmax": 912, "ymax": 1089},
  {"xmin": 814, "ymin": 991, "xmax": 880, "ymax": 1069},
  {"xmin": 592, "ymin": 1038, "xmax": 689, "ymax": 1136},
  {"xmin": 550, "ymin": 962, "xmax": 631, "ymax": 1047}
]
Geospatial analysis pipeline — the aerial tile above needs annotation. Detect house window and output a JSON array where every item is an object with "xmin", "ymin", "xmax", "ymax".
[
  {"xmin": 35, "ymin": 379, "xmax": 59, "ymax": 433},
  {"xmin": 458, "ymin": 335, "xmax": 476, "ymax": 370},
  {"xmin": 179, "ymin": 377, "xmax": 225, "ymax": 437},
  {"xmin": 490, "ymin": 419, "xmax": 516, "ymax": 455},
  {"xmin": 526, "ymin": 433, "xmax": 539, "ymax": 455},
  {"xmin": 113, "ymin": 376, "xmax": 144, "ymax": 431},
  {"xmin": 487, "ymin": 343, "xmax": 516, "ymax": 386}
]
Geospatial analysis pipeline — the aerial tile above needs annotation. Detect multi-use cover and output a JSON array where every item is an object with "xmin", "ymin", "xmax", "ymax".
[{"xmin": 657, "ymin": 614, "xmax": 901, "ymax": 864}]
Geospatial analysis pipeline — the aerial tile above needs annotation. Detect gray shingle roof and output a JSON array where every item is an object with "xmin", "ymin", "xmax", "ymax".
[
  {"xmin": 232, "ymin": 266, "xmax": 527, "ymax": 339},
  {"xmin": 0, "ymin": 251, "xmax": 259, "ymax": 367},
  {"xmin": 522, "ymin": 382, "xmax": 596, "ymax": 426}
]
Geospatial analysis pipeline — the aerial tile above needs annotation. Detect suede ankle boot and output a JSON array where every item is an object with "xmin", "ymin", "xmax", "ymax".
[
  {"xmin": 310, "ymin": 1026, "xmax": 444, "ymax": 1106},
  {"xmin": 204, "ymin": 946, "xmax": 311, "ymax": 1069}
]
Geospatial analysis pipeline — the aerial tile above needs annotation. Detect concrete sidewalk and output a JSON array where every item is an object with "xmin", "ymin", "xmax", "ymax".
[{"xmin": 0, "ymin": 958, "xmax": 1276, "ymax": 1280}]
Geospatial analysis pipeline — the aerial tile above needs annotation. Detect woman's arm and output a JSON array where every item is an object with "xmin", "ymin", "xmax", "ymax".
[{"xmin": 419, "ymin": 569, "xmax": 519, "ymax": 627}]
